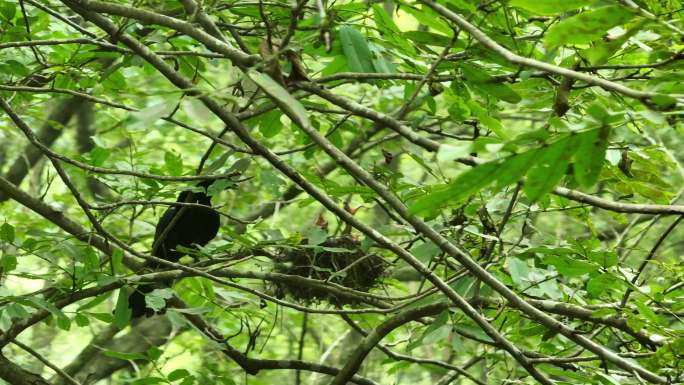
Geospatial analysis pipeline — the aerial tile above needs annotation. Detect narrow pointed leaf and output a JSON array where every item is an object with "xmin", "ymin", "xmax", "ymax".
[{"xmin": 574, "ymin": 127, "xmax": 610, "ymax": 189}]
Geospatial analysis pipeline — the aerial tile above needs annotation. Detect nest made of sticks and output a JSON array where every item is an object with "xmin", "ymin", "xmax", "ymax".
[{"xmin": 271, "ymin": 236, "xmax": 386, "ymax": 306}]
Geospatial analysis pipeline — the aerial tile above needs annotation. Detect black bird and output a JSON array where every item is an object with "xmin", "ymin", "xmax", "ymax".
[{"xmin": 128, "ymin": 180, "xmax": 220, "ymax": 318}]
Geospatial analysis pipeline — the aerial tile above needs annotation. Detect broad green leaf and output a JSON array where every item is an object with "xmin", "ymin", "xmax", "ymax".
[
  {"xmin": 129, "ymin": 103, "xmax": 174, "ymax": 130},
  {"xmin": 545, "ymin": 254, "xmax": 597, "ymax": 277},
  {"xmin": 508, "ymin": 257, "xmax": 530, "ymax": 286},
  {"xmin": 0, "ymin": 223, "xmax": 15, "ymax": 243},
  {"xmin": 168, "ymin": 369, "xmax": 190, "ymax": 381},
  {"xmin": 164, "ymin": 151, "xmax": 183, "ymax": 176},
  {"xmin": 88, "ymin": 312, "xmax": 115, "ymax": 323},
  {"xmin": 89, "ymin": 146, "xmax": 111, "ymax": 167},
  {"xmin": 246, "ymin": 70, "xmax": 311, "ymax": 129},
  {"xmin": 404, "ymin": 31, "xmax": 452, "ymax": 47},
  {"xmin": 510, "ymin": 0, "xmax": 592, "ymax": 15},
  {"xmin": 587, "ymin": 250, "xmax": 617, "ymax": 268},
  {"xmin": 321, "ymin": 55, "xmax": 349, "ymax": 77},
  {"xmin": 0, "ymin": 2, "xmax": 16, "ymax": 21},
  {"xmin": 204, "ymin": 150, "xmax": 233, "ymax": 174},
  {"xmin": 23, "ymin": 297, "xmax": 71, "ymax": 330},
  {"xmin": 650, "ymin": 94, "xmax": 678, "ymax": 109},
  {"xmin": 0, "ymin": 254, "xmax": 17, "ymax": 271},
  {"xmin": 407, "ymin": 310, "xmax": 449, "ymax": 350},
  {"xmin": 306, "ymin": 227, "xmax": 328, "ymax": 246},
  {"xmin": 113, "ymin": 289, "xmax": 132, "ymax": 329},
  {"xmin": 227, "ymin": 158, "xmax": 251, "ymax": 174},
  {"xmin": 338, "ymin": 26, "xmax": 376, "ymax": 73},
  {"xmin": 461, "ymin": 63, "xmax": 522, "ymax": 104},
  {"xmin": 586, "ymin": 273, "xmax": 615, "ymax": 297},
  {"xmin": 412, "ymin": 241, "xmax": 442, "ymax": 263},
  {"xmin": 493, "ymin": 149, "xmax": 540, "ymax": 190},
  {"xmin": 409, "ymin": 160, "xmax": 504, "ymax": 215},
  {"xmin": 583, "ymin": 21, "xmax": 646, "ymax": 65},
  {"xmin": 74, "ymin": 313, "xmax": 90, "ymax": 327},
  {"xmin": 146, "ymin": 288, "xmax": 173, "ymax": 312},
  {"xmin": 524, "ymin": 134, "xmax": 581, "ymax": 202},
  {"xmin": 401, "ymin": 6, "xmax": 453, "ymax": 36},
  {"xmin": 595, "ymin": 373, "xmax": 623, "ymax": 385},
  {"xmin": 545, "ymin": 6, "xmax": 636, "ymax": 48},
  {"xmin": 258, "ymin": 109, "xmax": 283, "ymax": 138},
  {"xmin": 574, "ymin": 127, "xmax": 609, "ymax": 189},
  {"xmin": 372, "ymin": 5, "xmax": 415, "ymax": 54},
  {"xmin": 634, "ymin": 299, "xmax": 662, "ymax": 325}
]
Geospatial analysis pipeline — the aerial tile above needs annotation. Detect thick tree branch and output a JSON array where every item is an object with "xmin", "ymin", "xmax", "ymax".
[
  {"xmin": 0, "ymin": 353, "xmax": 52, "ymax": 385},
  {"xmin": 0, "ymin": 97, "xmax": 83, "ymax": 202},
  {"xmin": 329, "ymin": 302, "xmax": 448, "ymax": 385}
]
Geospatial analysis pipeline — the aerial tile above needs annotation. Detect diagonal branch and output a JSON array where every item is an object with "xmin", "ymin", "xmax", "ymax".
[{"xmin": 419, "ymin": 0, "xmax": 675, "ymax": 106}]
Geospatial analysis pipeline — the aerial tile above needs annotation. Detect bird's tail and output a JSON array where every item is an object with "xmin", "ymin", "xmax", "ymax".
[{"xmin": 128, "ymin": 284, "xmax": 155, "ymax": 318}]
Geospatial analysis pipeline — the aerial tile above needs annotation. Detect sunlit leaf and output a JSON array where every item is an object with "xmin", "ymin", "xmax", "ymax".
[{"xmin": 545, "ymin": 6, "xmax": 636, "ymax": 47}]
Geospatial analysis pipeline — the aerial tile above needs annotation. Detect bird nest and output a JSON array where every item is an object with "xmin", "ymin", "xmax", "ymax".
[{"xmin": 271, "ymin": 236, "xmax": 386, "ymax": 306}]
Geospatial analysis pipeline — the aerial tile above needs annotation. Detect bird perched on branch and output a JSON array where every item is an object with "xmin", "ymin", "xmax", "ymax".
[{"xmin": 128, "ymin": 180, "xmax": 221, "ymax": 318}]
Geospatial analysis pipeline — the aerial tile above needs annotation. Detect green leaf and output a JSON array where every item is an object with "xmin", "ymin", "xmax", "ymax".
[
  {"xmin": 246, "ymin": 70, "xmax": 311, "ymax": 129},
  {"xmin": 508, "ymin": 257, "xmax": 530, "ymax": 285},
  {"xmin": 258, "ymin": 110, "xmax": 283, "ymax": 138},
  {"xmin": 401, "ymin": 6, "xmax": 453, "ymax": 36},
  {"xmin": 574, "ymin": 127, "xmax": 609, "ymax": 189},
  {"xmin": 509, "ymin": 0, "xmax": 592, "ymax": 15},
  {"xmin": 89, "ymin": 146, "xmax": 110, "ymax": 167},
  {"xmin": 0, "ymin": 255, "xmax": 17, "ymax": 271},
  {"xmin": 164, "ymin": 151, "xmax": 183, "ymax": 176},
  {"xmin": 404, "ymin": 31, "xmax": 452, "ymax": 47},
  {"xmin": 461, "ymin": 63, "xmax": 522, "ymax": 104},
  {"xmin": 131, "ymin": 377, "xmax": 165, "ymax": 385},
  {"xmin": 146, "ymin": 288, "xmax": 174, "ymax": 312},
  {"xmin": 0, "ymin": 223, "xmax": 15, "ymax": 243},
  {"xmin": 88, "ymin": 312, "xmax": 115, "ymax": 323},
  {"xmin": 583, "ymin": 21, "xmax": 645, "ymax": 65},
  {"xmin": 545, "ymin": 6, "xmax": 636, "ymax": 48},
  {"xmin": 545, "ymin": 254, "xmax": 597, "ymax": 277},
  {"xmin": 306, "ymin": 227, "xmax": 328, "ymax": 246},
  {"xmin": 227, "ymin": 158, "xmax": 251, "ymax": 174},
  {"xmin": 373, "ymin": 5, "xmax": 415, "ymax": 54},
  {"xmin": 408, "ymin": 310, "xmax": 449, "ymax": 350},
  {"xmin": 493, "ymin": 149, "xmax": 540, "ymax": 190},
  {"xmin": 0, "ymin": 2, "xmax": 16, "ymax": 21},
  {"xmin": 468, "ymin": 101, "xmax": 510, "ymax": 139},
  {"xmin": 634, "ymin": 299, "xmax": 662, "ymax": 325},
  {"xmin": 168, "ymin": 369, "xmax": 190, "ymax": 381},
  {"xmin": 338, "ymin": 26, "xmax": 376, "ymax": 73},
  {"xmin": 113, "ymin": 289, "xmax": 132, "ymax": 329},
  {"xmin": 524, "ymin": 134, "xmax": 582, "ymax": 202},
  {"xmin": 204, "ymin": 150, "xmax": 233, "ymax": 174},
  {"xmin": 129, "ymin": 103, "xmax": 174, "ymax": 130},
  {"xmin": 409, "ymin": 159, "xmax": 504, "ymax": 215},
  {"xmin": 412, "ymin": 241, "xmax": 442, "ymax": 263},
  {"xmin": 586, "ymin": 273, "xmax": 615, "ymax": 297},
  {"xmin": 587, "ymin": 250, "xmax": 617, "ymax": 268},
  {"xmin": 74, "ymin": 313, "xmax": 90, "ymax": 327}
]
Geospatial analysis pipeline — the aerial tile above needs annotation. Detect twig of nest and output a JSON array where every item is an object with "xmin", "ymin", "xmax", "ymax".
[{"xmin": 271, "ymin": 236, "xmax": 387, "ymax": 306}]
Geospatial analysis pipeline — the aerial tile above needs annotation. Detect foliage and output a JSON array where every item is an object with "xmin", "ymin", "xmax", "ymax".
[{"xmin": 0, "ymin": 0, "xmax": 683, "ymax": 385}]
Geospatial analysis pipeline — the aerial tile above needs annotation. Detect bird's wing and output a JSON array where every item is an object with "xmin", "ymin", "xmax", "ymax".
[{"xmin": 153, "ymin": 205, "xmax": 179, "ymax": 244}]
